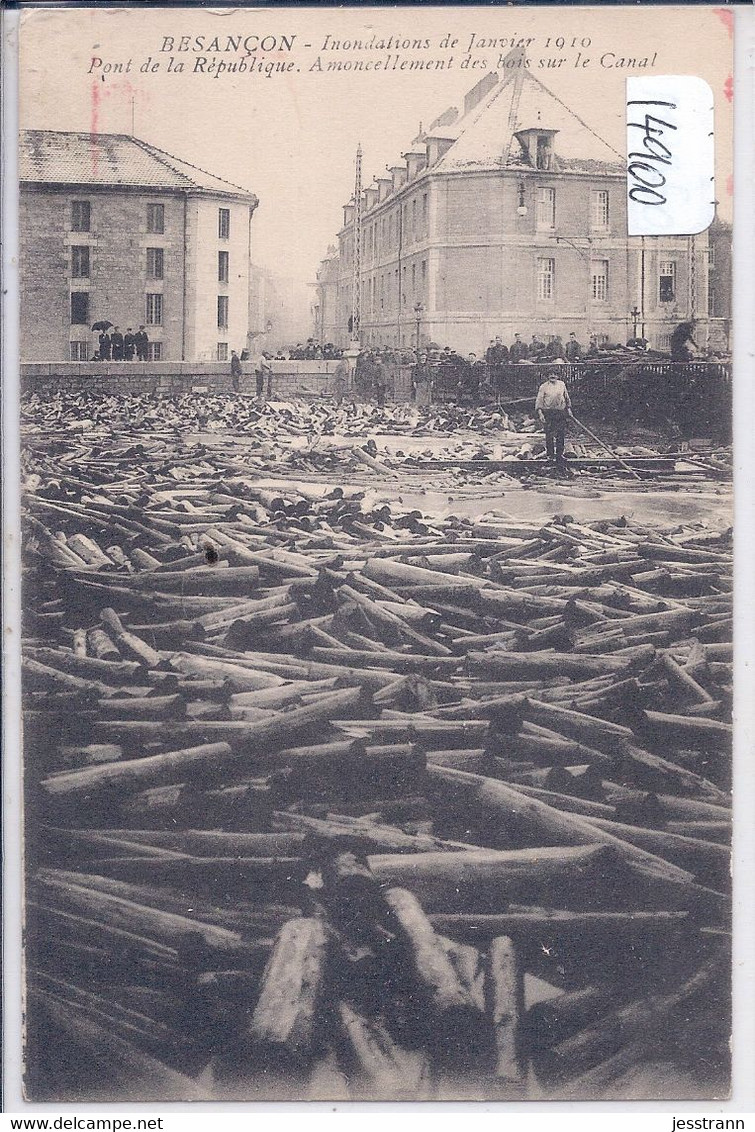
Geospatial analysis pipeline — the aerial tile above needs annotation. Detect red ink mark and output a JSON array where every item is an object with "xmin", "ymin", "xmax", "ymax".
[
  {"xmin": 726, "ymin": 173, "xmax": 733, "ymax": 197},
  {"xmin": 90, "ymin": 80, "xmax": 100, "ymax": 178},
  {"xmin": 714, "ymin": 8, "xmax": 734, "ymax": 37},
  {"xmin": 91, "ymin": 79, "xmax": 100, "ymax": 134},
  {"xmin": 724, "ymin": 74, "xmax": 733, "ymax": 103}
]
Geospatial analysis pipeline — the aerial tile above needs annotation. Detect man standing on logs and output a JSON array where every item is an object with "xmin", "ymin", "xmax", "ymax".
[
  {"xmin": 332, "ymin": 356, "xmax": 349, "ymax": 407},
  {"xmin": 670, "ymin": 319, "xmax": 701, "ymax": 362},
  {"xmin": 535, "ymin": 369, "xmax": 573, "ymax": 467}
]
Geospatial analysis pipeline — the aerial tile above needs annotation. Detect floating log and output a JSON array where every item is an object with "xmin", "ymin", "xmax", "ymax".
[
  {"xmin": 383, "ymin": 886, "xmax": 487, "ymax": 1066},
  {"xmin": 242, "ymin": 917, "xmax": 331, "ymax": 1069},
  {"xmin": 487, "ymin": 936, "xmax": 525, "ymax": 1086}
]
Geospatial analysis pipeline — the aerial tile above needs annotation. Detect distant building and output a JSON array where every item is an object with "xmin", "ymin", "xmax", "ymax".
[
  {"xmin": 312, "ymin": 246, "xmax": 340, "ymax": 345},
  {"xmin": 249, "ymin": 264, "xmax": 314, "ymax": 352},
  {"xmin": 319, "ymin": 58, "xmax": 713, "ymax": 353},
  {"xmin": 707, "ymin": 211, "xmax": 732, "ymax": 352},
  {"xmin": 19, "ymin": 130, "xmax": 258, "ymax": 362}
]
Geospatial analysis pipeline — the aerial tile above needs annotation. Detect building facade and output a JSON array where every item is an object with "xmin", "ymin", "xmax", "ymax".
[
  {"xmin": 312, "ymin": 246, "xmax": 340, "ymax": 346},
  {"xmin": 19, "ymin": 131, "xmax": 259, "ymax": 362},
  {"xmin": 318, "ymin": 63, "xmax": 718, "ymax": 354}
]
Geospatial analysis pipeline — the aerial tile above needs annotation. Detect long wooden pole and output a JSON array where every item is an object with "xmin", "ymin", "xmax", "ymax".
[{"xmin": 570, "ymin": 415, "xmax": 643, "ymax": 480}]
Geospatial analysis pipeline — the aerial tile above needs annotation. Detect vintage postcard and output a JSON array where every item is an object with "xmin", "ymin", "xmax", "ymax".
[{"xmin": 13, "ymin": 3, "xmax": 735, "ymax": 1103}]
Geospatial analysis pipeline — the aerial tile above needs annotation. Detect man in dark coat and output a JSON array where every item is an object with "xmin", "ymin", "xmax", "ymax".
[
  {"xmin": 530, "ymin": 334, "xmax": 546, "ymax": 360},
  {"xmin": 136, "ymin": 326, "xmax": 149, "ymax": 361},
  {"xmin": 486, "ymin": 336, "xmax": 508, "ymax": 364},
  {"xmin": 124, "ymin": 328, "xmax": 136, "ymax": 361},
  {"xmin": 110, "ymin": 327, "xmax": 124, "ymax": 361},
  {"xmin": 565, "ymin": 332, "xmax": 583, "ymax": 362},
  {"xmin": 543, "ymin": 335, "xmax": 564, "ymax": 361},
  {"xmin": 509, "ymin": 333, "xmax": 528, "ymax": 363},
  {"xmin": 230, "ymin": 350, "xmax": 242, "ymax": 392},
  {"xmin": 373, "ymin": 355, "xmax": 387, "ymax": 407},
  {"xmin": 98, "ymin": 331, "xmax": 111, "ymax": 360}
]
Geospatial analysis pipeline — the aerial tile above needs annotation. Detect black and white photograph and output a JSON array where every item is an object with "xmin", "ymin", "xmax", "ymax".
[{"xmin": 11, "ymin": 3, "xmax": 737, "ymax": 1104}]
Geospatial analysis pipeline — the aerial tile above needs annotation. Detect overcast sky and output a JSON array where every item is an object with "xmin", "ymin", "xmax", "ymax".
[{"xmin": 19, "ymin": 6, "xmax": 733, "ymax": 285}]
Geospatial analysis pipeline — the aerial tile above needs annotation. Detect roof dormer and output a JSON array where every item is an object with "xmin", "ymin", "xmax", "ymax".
[
  {"xmin": 376, "ymin": 176, "xmax": 393, "ymax": 202},
  {"xmin": 515, "ymin": 128, "xmax": 559, "ymax": 170},
  {"xmin": 364, "ymin": 186, "xmax": 379, "ymax": 212},
  {"xmin": 426, "ymin": 136, "xmax": 455, "ymax": 166},
  {"xmin": 403, "ymin": 150, "xmax": 428, "ymax": 180},
  {"xmin": 389, "ymin": 164, "xmax": 408, "ymax": 192}
]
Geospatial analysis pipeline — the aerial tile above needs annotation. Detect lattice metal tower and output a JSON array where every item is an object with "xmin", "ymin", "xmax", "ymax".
[{"xmin": 351, "ymin": 143, "xmax": 363, "ymax": 343}]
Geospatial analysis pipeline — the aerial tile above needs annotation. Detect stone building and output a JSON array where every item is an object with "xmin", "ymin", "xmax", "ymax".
[
  {"xmin": 319, "ymin": 60, "xmax": 717, "ymax": 354},
  {"xmin": 312, "ymin": 246, "xmax": 340, "ymax": 346},
  {"xmin": 19, "ymin": 130, "xmax": 258, "ymax": 362}
]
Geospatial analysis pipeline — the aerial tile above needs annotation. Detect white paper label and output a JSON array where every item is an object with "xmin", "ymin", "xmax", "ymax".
[{"xmin": 626, "ymin": 75, "xmax": 715, "ymax": 236}]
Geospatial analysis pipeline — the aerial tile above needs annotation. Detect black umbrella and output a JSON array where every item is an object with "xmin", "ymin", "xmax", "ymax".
[{"xmin": 91, "ymin": 320, "xmax": 114, "ymax": 332}]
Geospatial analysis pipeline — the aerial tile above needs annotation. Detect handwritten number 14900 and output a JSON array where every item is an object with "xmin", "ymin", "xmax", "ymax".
[{"xmin": 627, "ymin": 99, "xmax": 677, "ymax": 206}]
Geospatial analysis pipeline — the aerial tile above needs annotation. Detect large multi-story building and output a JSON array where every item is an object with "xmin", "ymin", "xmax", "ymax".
[
  {"xmin": 19, "ymin": 130, "xmax": 258, "ymax": 362},
  {"xmin": 318, "ymin": 61, "xmax": 717, "ymax": 353}
]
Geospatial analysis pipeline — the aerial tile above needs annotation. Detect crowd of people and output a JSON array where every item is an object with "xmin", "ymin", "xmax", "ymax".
[
  {"xmin": 285, "ymin": 339, "xmax": 344, "ymax": 360},
  {"xmin": 92, "ymin": 326, "xmax": 150, "ymax": 362}
]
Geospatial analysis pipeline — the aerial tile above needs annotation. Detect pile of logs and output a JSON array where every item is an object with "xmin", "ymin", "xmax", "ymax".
[
  {"xmin": 21, "ymin": 431, "xmax": 732, "ymax": 1101},
  {"xmin": 21, "ymin": 391, "xmax": 730, "ymax": 486}
]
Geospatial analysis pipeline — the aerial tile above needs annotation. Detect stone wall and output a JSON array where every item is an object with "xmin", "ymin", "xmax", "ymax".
[{"xmin": 20, "ymin": 360, "xmax": 413, "ymax": 402}]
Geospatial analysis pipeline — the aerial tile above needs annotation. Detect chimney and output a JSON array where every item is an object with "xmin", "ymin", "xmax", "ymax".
[
  {"xmin": 343, "ymin": 202, "xmax": 355, "ymax": 227},
  {"xmin": 426, "ymin": 136, "xmax": 454, "ymax": 166},
  {"xmin": 463, "ymin": 72, "xmax": 499, "ymax": 117},
  {"xmin": 404, "ymin": 150, "xmax": 428, "ymax": 180},
  {"xmin": 429, "ymin": 106, "xmax": 458, "ymax": 132},
  {"xmin": 389, "ymin": 164, "xmax": 408, "ymax": 192}
]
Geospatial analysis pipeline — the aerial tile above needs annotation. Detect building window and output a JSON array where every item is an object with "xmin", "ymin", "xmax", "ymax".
[
  {"xmin": 218, "ymin": 208, "xmax": 230, "ymax": 239},
  {"xmin": 411, "ymin": 262, "xmax": 416, "ymax": 292},
  {"xmin": 537, "ymin": 258, "xmax": 555, "ymax": 301},
  {"xmin": 659, "ymin": 260, "xmax": 676, "ymax": 302},
  {"xmin": 146, "ymin": 342, "xmax": 162, "ymax": 361},
  {"xmin": 421, "ymin": 260, "xmax": 427, "ymax": 292},
  {"xmin": 71, "ymin": 201, "xmax": 90, "ymax": 232},
  {"xmin": 217, "ymin": 295, "xmax": 229, "ymax": 329},
  {"xmin": 217, "ymin": 342, "xmax": 228, "ymax": 361},
  {"xmin": 218, "ymin": 251, "xmax": 229, "ymax": 284},
  {"xmin": 70, "ymin": 291, "xmax": 89, "ymax": 325},
  {"xmin": 537, "ymin": 187, "xmax": 556, "ymax": 229},
  {"xmin": 71, "ymin": 246, "xmax": 90, "ymax": 278},
  {"xmin": 146, "ymin": 293, "xmax": 163, "ymax": 325},
  {"xmin": 422, "ymin": 193, "xmax": 428, "ymax": 227},
  {"xmin": 592, "ymin": 190, "xmax": 610, "ymax": 229},
  {"xmin": 70, "ymin": 341, "xmax": 89, "ymax": 361},
  {"xmin": 146, "ymin": 247, "xmax": 164, "ymax": 280},
  {"xmin": 146, "ymin": 203, "xmax": 165, "ymax": 234},
  {"xmin": 591, "ymin": 259, "xmax": 609, "ymax": 301}
]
